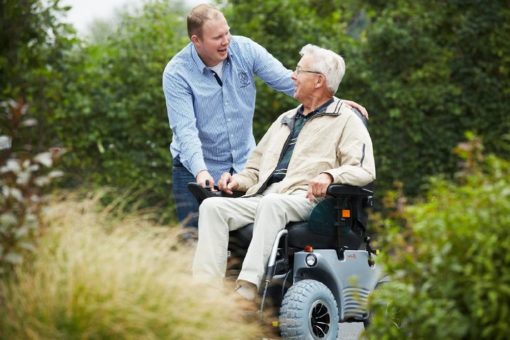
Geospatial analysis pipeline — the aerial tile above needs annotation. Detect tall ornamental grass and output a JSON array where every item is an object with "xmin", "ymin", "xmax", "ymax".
[{"xmin": 0, "ymin": 194, "xmax": 262, "ymax": 339}]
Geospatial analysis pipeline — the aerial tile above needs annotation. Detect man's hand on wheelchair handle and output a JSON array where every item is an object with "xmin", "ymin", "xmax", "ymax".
[
  {"xmin": 218, "ymin": 172, "xmax": 239, "ymax": 194},
  {"xmin": 306, "ymin": 173, "xmax": 334, "ymax": 202},
  {"xmin": 196, "ymin": 170, "xmax": 216, "ymax": 190}
]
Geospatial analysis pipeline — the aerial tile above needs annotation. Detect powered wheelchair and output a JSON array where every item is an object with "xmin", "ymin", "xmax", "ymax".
[{"xmin": 188, "ymin": 180, "xmax": 384, "ymax": 340}]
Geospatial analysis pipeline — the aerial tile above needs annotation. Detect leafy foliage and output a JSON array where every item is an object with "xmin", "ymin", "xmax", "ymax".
[
  {"xmin": 367, "ymin": 138, "xmax": 510, "ymax": 339},
  {"xmin": 0, "ymin": 100, "xmax": 63, "ymax": 274},
  {"xmin": 0, "ymin": 0, "xmax": 77, "ymax": 147},
  {"xmin": 48, "ymin": 1, "xmax": 188, "ymax": 219},
  {"xmin": 349, "ymin": 0, "xmax": 510, "ymax": 194}
]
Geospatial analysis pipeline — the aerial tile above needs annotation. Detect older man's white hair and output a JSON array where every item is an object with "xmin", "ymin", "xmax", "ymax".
[{"xmin": 299, "ymin": 44, "xmax": 345, "ymax": 94}]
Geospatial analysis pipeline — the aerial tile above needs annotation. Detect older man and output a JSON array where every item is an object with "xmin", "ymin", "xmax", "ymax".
[{"xmin": 192, "ymin": 44, "xmax": 375, "ymax": 300}]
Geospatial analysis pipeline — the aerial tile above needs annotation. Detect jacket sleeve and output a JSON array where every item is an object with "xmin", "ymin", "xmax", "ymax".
[
  {"xmin": 323, "ymin": 113, "xmax": 376, "ymax": 186},
  {"xmin": 233, "ymin": 119, "xmax": 281, "ymax": 191}
]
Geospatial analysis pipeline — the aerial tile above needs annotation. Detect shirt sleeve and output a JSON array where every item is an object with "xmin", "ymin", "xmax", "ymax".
[
  {"xmin": 162, "ymin": 69, "xmax": 207, "ymax": 177},
  {"xmin": 247, "ymin": 39, "xmax": 295, "ymax": 97},
  {"xmin": 323, "ymin": 113, "xmax": 376, "ymax": 186}
]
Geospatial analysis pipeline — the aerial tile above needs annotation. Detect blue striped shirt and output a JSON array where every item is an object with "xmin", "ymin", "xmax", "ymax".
[{"xmin": 162, "ymin": 36, "xmax": 295, "ymax": 181}]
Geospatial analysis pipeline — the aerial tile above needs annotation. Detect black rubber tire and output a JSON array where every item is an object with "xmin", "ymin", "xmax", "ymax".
[{"xmin": 279, "ymin": 279, "xmax": 339, "ymax": 340}]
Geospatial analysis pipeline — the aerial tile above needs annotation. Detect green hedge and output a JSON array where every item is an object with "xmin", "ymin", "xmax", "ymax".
[{"xmin": 367, "ymin": 148, "xmax": 510, "ymax": 339}]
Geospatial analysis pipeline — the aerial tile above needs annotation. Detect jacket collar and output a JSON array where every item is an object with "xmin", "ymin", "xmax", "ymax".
[{"xmin": 281, "ymin": 97, "xmax": 344, "ymax": 126}]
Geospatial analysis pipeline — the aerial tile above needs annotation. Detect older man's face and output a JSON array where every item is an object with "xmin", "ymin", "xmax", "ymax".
[{"xmin": 291, "ymin": 55, "xmax": 322, "ymax": 103}]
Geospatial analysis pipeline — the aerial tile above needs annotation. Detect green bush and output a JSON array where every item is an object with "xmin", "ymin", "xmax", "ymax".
[
  {"xmin": 351, "ymin": 0, "xmax": 510, "ymax": 194},
  {"xmin": 46, "ymin": 1, "xmax": 189, "ymax": 220},
  {"xmin": 0, "ymin": 0, "xmax": 77, "ymax": 148},
  {"xmin": 367, "ymin": 141, "xmax": 510, "ymax": 339},
  {"xmin": 0, "ymin": 100, "xmax": 63, "ymax": 275}
]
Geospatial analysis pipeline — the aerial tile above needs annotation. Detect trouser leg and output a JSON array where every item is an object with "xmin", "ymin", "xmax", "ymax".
[
  {"xmin": 192, "ymin": 196, "xmax": 261, "ymax": 285},
  {"xmin": 172, "ymin": 158, "xmax": 199, "ymax": 228},
  {"xmin": 237, "ymin": 192, "xmax": 316, "ymax": 288}
]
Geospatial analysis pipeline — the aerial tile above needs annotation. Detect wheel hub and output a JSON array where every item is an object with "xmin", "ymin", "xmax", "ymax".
[{"xmin": 309, "ymin": 299, "xmax": 331, "ymax": 338}]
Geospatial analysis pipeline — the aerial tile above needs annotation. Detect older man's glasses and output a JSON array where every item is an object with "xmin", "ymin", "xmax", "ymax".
[{"xmin": 294, "ymin": 65, "xmax": 322, "ymax": 75}]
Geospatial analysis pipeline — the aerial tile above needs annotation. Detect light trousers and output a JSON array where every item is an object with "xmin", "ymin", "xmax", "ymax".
[{"xmin": 192, "ymin": 187, "xmax": 316, "ymax": 288}]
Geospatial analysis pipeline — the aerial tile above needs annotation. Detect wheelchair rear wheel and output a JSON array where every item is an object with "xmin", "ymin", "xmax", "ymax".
[{"xmin": 279, "ymin": 279, "xmax": 339, "ymax": 340}]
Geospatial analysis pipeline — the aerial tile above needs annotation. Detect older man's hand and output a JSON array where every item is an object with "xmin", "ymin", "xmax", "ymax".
[
  {"xmin": 306, "ymin": 173, "xmax": 334, "ymax": 202},
  {"xmin": 218, "ymin": 172, "xmax": 239, "ymax": 194}
]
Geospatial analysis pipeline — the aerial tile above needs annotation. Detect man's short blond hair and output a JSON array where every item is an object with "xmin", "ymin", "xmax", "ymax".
[{"xmin": 187, "ymin": 4, "xmax": 224, "ymax": 39}]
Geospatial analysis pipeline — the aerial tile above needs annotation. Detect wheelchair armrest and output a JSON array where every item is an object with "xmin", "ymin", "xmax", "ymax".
[
  {"xmin": 324, "ymin": 183, "xmax": 375, "ymax": 254},
  {"xmin": 327, "ymin": 184, "xmax": 373, "ymax": 198}
]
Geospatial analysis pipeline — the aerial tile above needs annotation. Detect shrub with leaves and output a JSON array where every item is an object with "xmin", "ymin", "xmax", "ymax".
[
  {"xmin": 0, "ymin": 99, "xmax": 63, "ymax": 274},
  {"xmin": 366, "ymin": 137, "xmax": 510, "ymax": 339}
]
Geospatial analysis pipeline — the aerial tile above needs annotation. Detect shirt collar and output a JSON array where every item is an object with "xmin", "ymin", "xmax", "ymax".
[{"xmin": 191, "ymin": 44, "xmax": 207, "ymax": 73}]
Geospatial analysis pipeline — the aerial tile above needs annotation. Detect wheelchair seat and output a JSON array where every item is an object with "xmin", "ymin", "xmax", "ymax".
[
  {"xmin": 228, "ymin": 184, "xmax": 374, "ymax": 256},
  {"xmin": 229, "ymin": 221, "xmax": 338, "ymax": 251}
]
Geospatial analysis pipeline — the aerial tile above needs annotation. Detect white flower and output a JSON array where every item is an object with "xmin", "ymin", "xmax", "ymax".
[
  {"xmin": 48, "ymin": 170, "xmax": 64, "ymax": 178},
  {"xmin": 0, "ymin": 135, "xmax": 12, "ymax": 150},
  {"xmin": 34, "ymin": 176, "xmax": 50, "ymax": 187},
  {"xmin": 16, "ymin": 170, "xmax": 31, "ymax": 186},
  {"xmin": 0, "ymin": 159, "xmax": 21, "ymax": 174},
  {"xmin": 34, "ymin": 152, "xmax": 52, "ymax": 167}
]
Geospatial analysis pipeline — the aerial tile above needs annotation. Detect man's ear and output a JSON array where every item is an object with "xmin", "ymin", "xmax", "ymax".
[
  {"xmin": 191, "ymin": 34, "xmax": 200, "ymax": 45},
  {"xmin": 315, "ymin": 75, "xmax": 324, "ymax": 88}
]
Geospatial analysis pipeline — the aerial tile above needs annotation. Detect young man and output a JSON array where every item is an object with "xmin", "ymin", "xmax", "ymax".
[
  {"xmin": 192, "ymin": 44, "xmax": 376, "ymax": 300},
  {"xmin": 162, "ymin": 4, "xmax": 368, "ymax": 230}
]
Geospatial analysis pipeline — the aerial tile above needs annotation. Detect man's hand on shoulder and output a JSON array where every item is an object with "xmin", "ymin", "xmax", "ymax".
[
  {"xmin": 196, "ymin": 170, "xmax": 216, "ymax": 190},
  {"xmin": 306, "ymin": 173, "xmax": 334, "ymax": 202},
  {"xmin": 343, "ymin": 99, "xmax": 368, "ymax": 119},
  {"xmin": 218, "ymin": 172, "xmax": 239, "ymax": 194}
]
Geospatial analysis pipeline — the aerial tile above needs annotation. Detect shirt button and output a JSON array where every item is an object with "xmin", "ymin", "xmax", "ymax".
[{"xmin": 227, "ymin": 119, "xmax": 231, "ymax": 122}]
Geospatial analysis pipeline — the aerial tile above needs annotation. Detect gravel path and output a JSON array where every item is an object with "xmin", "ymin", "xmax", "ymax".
[{"xmin": 339, "ymin": 322, "xmax": 365, "ymax": 340}]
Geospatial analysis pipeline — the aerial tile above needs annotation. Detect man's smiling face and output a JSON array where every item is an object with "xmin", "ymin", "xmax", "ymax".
[{"xmin": 192, "ymin": 15, "xmax": 231, "ymax": 67}]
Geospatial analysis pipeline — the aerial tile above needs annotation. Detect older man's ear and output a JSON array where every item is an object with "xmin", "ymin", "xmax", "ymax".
[{"xmin": 315, "ymin": 76, "xmax": 323, "ymax": 89}]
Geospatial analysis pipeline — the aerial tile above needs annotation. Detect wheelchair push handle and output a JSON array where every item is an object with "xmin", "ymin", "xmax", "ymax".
[
  {"xmin": 187, "ymin": 182, "xmax": 245, "ymax": 206},
  {"xmin": 204, "ymin": 179, "xmax": 213, "ymax": 191}
]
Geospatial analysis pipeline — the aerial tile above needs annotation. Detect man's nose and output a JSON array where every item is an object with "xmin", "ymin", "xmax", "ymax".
[{"xmin": 222, "ymin": 35, "xmax": 229, "ymax": 45}]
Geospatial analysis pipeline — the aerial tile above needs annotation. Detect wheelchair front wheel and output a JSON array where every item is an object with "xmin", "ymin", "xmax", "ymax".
[{"xmin": 279, "ymin": 279, "xmax": 339, "ymax": 340}]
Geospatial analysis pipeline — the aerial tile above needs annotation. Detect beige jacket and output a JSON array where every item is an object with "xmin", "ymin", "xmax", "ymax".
[{"xmin": 233, "ymin": 98, "xmax": 376, "ymax": 196}]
